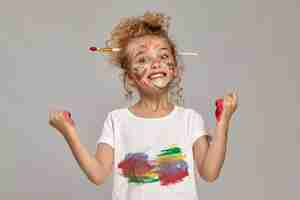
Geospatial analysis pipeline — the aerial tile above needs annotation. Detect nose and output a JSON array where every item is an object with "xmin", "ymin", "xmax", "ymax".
[{"xmin": 151, "ymin": 59, "xmax": 161, "ymax": 70}]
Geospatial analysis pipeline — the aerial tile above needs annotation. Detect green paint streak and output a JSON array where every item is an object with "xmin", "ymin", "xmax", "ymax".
[
  {"xmin": 157, "ymin": 152, "xmax": 182, "ymax": 158},
  {"xmin": 158, "ymin": 147, "xmax": 182, "ymax": 156},
  {"xmin": 128, "ymin": 176, "xmax": 159, "ymax": 184}
]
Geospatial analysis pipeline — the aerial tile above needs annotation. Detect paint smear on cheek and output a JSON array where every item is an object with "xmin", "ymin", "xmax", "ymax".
[
  {"xmin": 161, "ymin": 59, "xmax": 176, "ymax": 76},
  {"xmin": 132, "ymin": 68, "xmax": 150, "ymax": 87},
  {"xmin": 161, "ymin": 60, "xmax": 172, "ymax": 68},
  {"xmin": 140, "ymin": 72, "xmax": 151, "ymax": 87}
]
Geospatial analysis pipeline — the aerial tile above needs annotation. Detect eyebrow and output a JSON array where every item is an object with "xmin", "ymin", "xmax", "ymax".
[
  {"xmin": 133, "ymin": 47, "xmax": 170, "ymax": 58},
  {"xmin": 134, "ymin": 50, "xmax": 145, "ymax": 58}
]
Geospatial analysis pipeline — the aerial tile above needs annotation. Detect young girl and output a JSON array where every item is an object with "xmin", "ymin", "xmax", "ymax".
[{"xmin": 49, "ymin": 11, "xmax": 238, "ymax": 200}]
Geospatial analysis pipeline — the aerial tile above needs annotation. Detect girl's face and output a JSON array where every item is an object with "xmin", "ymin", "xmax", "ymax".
[{"xmin": 126, "ymin": 35, "xmax": 177, "ymax": 93}]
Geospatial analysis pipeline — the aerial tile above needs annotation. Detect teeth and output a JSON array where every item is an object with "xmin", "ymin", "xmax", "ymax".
[{"xmin": 149, "ymin": 73, "xmax": 165, "ymax": 79}]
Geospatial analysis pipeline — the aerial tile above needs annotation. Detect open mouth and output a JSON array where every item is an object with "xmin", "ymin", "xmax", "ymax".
[{"xmin": 148, "ymin": 72, "xmax": 167, "ymax": 80}]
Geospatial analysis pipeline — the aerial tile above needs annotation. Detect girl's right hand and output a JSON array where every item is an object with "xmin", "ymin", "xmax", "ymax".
[{"xmin": 48, "ymin": 110, "xmax": 76, "ymax": 138}]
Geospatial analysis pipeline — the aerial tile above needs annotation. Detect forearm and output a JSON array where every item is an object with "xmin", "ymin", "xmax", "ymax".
[
  {"xmin": 203, "ymin": 119, "xmax": 230, "ymax": 181},
  {"xmin": 63, "ymin": 129, "xmax": 108, "ymax": 185}
]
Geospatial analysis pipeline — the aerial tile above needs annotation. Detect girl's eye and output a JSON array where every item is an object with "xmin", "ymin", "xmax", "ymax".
[
  {"xmin": 161, "ymin": 54, "xmax": 169, "ymax": 59},
  {"xmin": 137, "ymin": 57, "xmax": 146, "ymax": 64}
]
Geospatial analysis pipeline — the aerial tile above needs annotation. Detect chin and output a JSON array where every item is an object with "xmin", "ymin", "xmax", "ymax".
[{"xmin": 138, "ymin": 86, "xmax": 167, "ymax": 96}]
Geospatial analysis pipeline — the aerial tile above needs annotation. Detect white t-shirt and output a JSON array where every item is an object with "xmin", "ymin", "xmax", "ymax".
[{"xmin": 96, "ymin": 105, "xmax": 208, "ymax": 200}]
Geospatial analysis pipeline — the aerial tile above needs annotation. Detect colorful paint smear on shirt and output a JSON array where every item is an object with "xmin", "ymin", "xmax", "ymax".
[{"xmin": 117, "ymin": 145, "xmax": 189, "ymax": 186}]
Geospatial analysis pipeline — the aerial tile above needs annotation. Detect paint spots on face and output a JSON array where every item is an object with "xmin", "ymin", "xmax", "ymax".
[
  {"xmin": 131, "ymin": 57, "xmax": 175, "ymax": 89},
  {"xmin": 127, "ymin": 36, "xmax": 177, "ymax": 89},
  {"xmin": 118, "ymin": 145, "xmax": 189, "ymax": 186}
]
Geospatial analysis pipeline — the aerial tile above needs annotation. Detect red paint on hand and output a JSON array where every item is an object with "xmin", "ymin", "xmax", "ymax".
[
  {"xmin": 63, "ymin": 111, "xmax": 71, "ymax": 118},
  {"xmin": 215, "ymin": 99, "xmax": 224, "ymax": 122},
  {"xmin": 63, "ymin": 111, "xmax": 75, "ymax": 126}
]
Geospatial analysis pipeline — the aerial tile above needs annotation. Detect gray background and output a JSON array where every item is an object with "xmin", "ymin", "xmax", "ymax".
[{"xmin": 2, "ymin": 0, "xmax": 299, "ymax": 199}]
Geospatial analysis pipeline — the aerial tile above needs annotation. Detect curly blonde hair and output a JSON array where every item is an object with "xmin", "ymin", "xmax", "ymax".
[{"xmin": 105, "ymin": 11, "xmax": 185, "ymax": 106}]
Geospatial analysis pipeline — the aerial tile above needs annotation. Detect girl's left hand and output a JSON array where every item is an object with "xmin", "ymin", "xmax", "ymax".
[{"xmin": 220, "ymin": 90, "xmax": 238, "ymax": 122}]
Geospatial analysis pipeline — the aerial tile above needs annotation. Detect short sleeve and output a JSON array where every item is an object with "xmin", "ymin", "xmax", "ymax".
[
  {"xmin": 96, "ymin": 112, "xmax": 115, "ymax": 149},
  {"xmin": 189, "ymin": 109, "xmax": 208, "ymax": 145}
]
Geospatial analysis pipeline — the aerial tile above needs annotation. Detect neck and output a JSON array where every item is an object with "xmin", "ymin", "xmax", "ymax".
[{"xmin": 137, "ymin": 91, "xmax": 173, "ymax": 112}]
